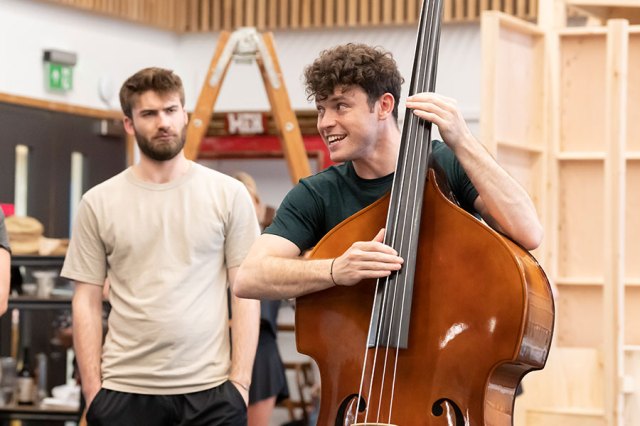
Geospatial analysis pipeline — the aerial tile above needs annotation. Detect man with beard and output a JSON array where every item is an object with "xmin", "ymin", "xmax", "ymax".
[{"xmin": 62, "ymin": 67, "xmax": 260, "ymax": 425}]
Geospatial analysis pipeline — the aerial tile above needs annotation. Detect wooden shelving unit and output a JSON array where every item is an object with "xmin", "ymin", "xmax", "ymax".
[{"xmin": 482, "ymin": 4, "xmax": 640, "ymax": 424}]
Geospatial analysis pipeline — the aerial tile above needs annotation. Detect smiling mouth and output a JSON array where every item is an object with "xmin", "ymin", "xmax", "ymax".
[{"xmin": 326, "ymin": 135, "xmax": 346, "ymax": 145}]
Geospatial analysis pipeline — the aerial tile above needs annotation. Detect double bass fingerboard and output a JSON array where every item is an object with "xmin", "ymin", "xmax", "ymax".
[{"xmin": 368, "ymin": 0, "xmax": 444, "ymax": 349}]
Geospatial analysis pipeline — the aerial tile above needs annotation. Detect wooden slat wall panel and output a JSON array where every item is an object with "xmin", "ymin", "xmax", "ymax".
[
  {"xmin": 279, "ymin": 0, "xmax": 288, "ymax": 29},
  {"xmin": 233, "ymin": 0, "xmax": 242, "ymax": 29},
  {"xmin": 291, "ymin": 0, "xmax": 300, "ymax": 29},
  {"xmin": 301, "ymin": 0, "xmax": 312, "ymax": 28},
  {"xmin": 348, "ymin": 0, "xmax": 357, "ymax": 27},
  {"xmin": 336, "ymin": 0, "xmax": 346, "ymax": 26},
  {"xmin": 394, "ymin": 0, "xmax": 404, "ymax": 24},
  {"xmin": 314, "ymin": 0, "xmax": 323, "ymax": 26},
  {"xmin": 325, "ymin": 0, "xmax": 335, "ymax": 27},
  {"xmin": 360, "ymin": 0, "xmax": 370, "ymax": 25},
  {"xmin": 382, "ymin": 0, "xmax": 393, "ymax": 25},
  {"xmin": 37, "ymin": 0, "xmax": 539, "ymax": 32},
  {"xmin": 256, "ymin": 0, "xmax": 267, "ymax": 30},
  {"xmin": 223, "ymin": 0, "xmax": 232, "ymax": 31}
]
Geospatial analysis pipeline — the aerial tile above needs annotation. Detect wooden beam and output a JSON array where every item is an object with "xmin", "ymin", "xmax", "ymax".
[
  {"xmin": 184, "ymin": 31, "xmax": 232, "ymax": 160},
  {"xmin": 0, "ymin": 92, "xmax": 122, "ymax": 120},
  {"xmin": 257, "ymin": 33, "xmax": 312, "ymax": 183}
]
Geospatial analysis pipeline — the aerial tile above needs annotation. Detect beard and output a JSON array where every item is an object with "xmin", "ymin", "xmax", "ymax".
[{"xmin": 134, "ymin": 125, "xmax": 187, "ymax": 162}]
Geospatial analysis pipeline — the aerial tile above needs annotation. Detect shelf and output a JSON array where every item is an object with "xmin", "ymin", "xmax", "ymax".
[
  {"xmin": 7, "ymin": 296, "xmax": 72, "ymax": 310},
  {"xmin": 554, "ymin": 277, "xmax": 604, "ymax": 286},
  {"xmin": 566, "ymin": 0, "xmax": 640, "ymax": 25},
  {"xmin": 10, "ymin": 255, "xmax": 65, "ymax": 268},
  {"xmin": 557, "ymin": 152, "xmax": 605, "ymax": 161},
  {"xmin": 496, "ymin": 140, "xmax": 544, "ymax": 154},
  {"xmin": 556, "ymin": 151, "xmax": 640, "ymax": 161},
  {"xmin": 0, "ymin": 403, "xmax": 80, "ymax": 422},
  {"xmin": 555, "ymin": 277, "xmax": 640, "ymax": 286}
]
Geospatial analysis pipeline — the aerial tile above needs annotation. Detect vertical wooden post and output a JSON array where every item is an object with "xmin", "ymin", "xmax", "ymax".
[
  {"xmin": 603, "ymin": 18, "xmax": 628, "ymax": 426},
  {"xmin": 480, "ymin": 11, "xmax": 499, "ymax": 156},
  {"xmin": 537, "ymin": 0, "xmax": 561, "ymax": 281}
]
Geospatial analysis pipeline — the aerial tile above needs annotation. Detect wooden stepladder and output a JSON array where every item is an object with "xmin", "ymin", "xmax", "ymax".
[{"xmin": 184, "ymin": 28, "xmax": 311, "ymax": 184}]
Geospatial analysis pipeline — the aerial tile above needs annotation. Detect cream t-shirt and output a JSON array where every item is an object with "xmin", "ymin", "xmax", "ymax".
[{"xmin": 62, "ymin": 162, "xmax": 259, "ymax": 394}]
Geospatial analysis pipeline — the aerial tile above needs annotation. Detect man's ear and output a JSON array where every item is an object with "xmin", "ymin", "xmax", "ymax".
[
  {"xmin": 123, "ymin": 116, "xmax": 135, "ymax": 136},
  {"xmin": 378, "ymin": 93, "xmax": 395, "ymax": 120}
]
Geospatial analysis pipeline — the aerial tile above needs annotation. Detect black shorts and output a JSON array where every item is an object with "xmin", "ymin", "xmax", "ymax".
[{"xmin": 86, "ymin": 380, "xmax": 246, "ymax": 426}]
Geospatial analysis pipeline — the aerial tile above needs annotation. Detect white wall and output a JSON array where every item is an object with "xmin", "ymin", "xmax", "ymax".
[
  {"xmin": 176, "ymin": 24, "xmax": 482, "ymax": 123},
  {"xmin": 1, "ymin": 0, "xmax": 483, "ymax": 209},
  {"xmin": 0, "ymin": 0, "xmax": 180, "ymax": 109},
  {"xmin": 0, "ymin": 0, "xmax": 481, "ymax": 122},
  {"xmin": 182, "ymin": 24, "xmax": 482, "ymax": 207},
  {"xmin": 0, "ymin": 0, "xmax": 484, "ymax": 244}
]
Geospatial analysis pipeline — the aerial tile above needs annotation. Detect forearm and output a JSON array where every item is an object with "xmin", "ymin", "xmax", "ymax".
[
  {"xmin": 72, "ymin": 286, "xmax": 104, "ymax": 400},
  {"xmin": 236, "ymin": 233, "xmax": 403, "ymax": 299},
  {"xmin": 453, "ymin": 135, "xmax": 543, "ymax": 249},
  {"xmin": 228, "ymin": 293, "xmax": 260, "ymax": 388},
  {"xmin": 236, "ymin": 255, "xmax": 334, "ymax": 299}
]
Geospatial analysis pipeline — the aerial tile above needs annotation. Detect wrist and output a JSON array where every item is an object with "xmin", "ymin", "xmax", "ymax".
[
  {"xmin": 330, "ymin": 258, "xmax": 340, "ymax": 286},
  {"xmin": 229, "ymin": 378, "xmax": 250, "ymax": 392}
]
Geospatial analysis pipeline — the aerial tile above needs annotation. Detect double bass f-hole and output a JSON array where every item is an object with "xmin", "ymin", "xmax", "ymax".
[{"xmin": 337, "ymin": 394, "xmax": 465, "ymax": 426}]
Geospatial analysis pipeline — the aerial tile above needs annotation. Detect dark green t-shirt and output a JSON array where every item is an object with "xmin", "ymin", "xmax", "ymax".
[{"xmin": 265, "ymin": 140, "xmax": 479, "ymax": 252}]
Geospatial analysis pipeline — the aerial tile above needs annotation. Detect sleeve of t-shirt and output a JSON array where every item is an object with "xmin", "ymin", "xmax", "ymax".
[
  {"xmin": 224, "ymin": 185, "xmax": 261, "ymax": 268},
  {"xmin": 432, "ymin": 140, "xmax": 479, "ymax": 215},
  {"xmin": 263, "ymin": 182, "xmax": 324, "ymax": 252},
  {"xmin": 60, "ymin": 198, "xmax": 107, "ymax": 286},
  {"xmin": 450, "ymin": 157, "xmax": 479, "ymax": 214}
]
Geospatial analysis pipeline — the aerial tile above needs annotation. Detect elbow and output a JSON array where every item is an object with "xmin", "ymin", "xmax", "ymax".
[
  {"xmin": 233, "ymin": 264, "xmax": 256, "ymax": 299},
  {"xmin": 520, "ymin": 223, "xmax": 544, "ymax": 251}
]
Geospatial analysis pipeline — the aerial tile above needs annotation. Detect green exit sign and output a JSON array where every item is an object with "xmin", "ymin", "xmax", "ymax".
[{"xmin": 46, "ymin": 63, "xmax": 73, "ymax": 91}]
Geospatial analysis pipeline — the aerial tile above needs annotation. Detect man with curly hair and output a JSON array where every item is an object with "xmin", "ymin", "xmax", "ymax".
[{"xmin": 235, "ymin": 43, "xmax": 542, "ymax": 299}]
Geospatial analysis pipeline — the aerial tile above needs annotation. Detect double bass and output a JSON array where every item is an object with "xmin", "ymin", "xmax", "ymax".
[{"xmin": 295, "ymin": 0, "xmax": 555, "ymax": 424}]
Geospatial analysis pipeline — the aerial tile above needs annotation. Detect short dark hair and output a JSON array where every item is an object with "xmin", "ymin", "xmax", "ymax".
[
  {"xmin": 119, "ymin": 67, "xmax": 185, "ymax": 118},
  {"xmin": 303, "ymin": 43, "xmax": 404, "ymax": 121}
]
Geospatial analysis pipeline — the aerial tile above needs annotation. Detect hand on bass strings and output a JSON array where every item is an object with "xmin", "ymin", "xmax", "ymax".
[
  {"xmin": 405, "ymin": 92, "xmax": 474, "ymax": 153},
  {"xmin": 330, "ymin": 229, "xmax": 403, "ymax": 287}
]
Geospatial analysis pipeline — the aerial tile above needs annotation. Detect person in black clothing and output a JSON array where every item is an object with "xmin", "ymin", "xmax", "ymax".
[{"xmin": 233, "ymin": 172, "xmax": 289, "ymax": 426}]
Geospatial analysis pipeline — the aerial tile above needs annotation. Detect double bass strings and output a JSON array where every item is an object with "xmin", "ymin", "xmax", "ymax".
[
  {"xmin": 349, "ymin": 0, "xmax": 444, "ymax": 424},
  {"xmin": 387, "ymin": 0, "xmax": 443, "ymax": 422}
]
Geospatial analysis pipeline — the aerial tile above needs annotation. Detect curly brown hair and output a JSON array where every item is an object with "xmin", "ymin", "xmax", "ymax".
[
  {"xmin": 119, "ymin": 67, "xmax": 185, "ymax": 118},
  {"xmin": 304, "ymin": 43, "xmax": 404, "ymax": 121}
]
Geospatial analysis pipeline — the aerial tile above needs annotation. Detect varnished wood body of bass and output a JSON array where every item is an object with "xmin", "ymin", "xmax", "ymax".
[{"xmin": 296, "ymin": 170, "xmax": 554, "ymax": 426}]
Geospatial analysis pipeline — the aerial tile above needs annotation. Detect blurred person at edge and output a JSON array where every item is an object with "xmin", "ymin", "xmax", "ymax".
[{"xmin": 0, "ymin": 209, "xmax": 10, "ymax": 316}]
